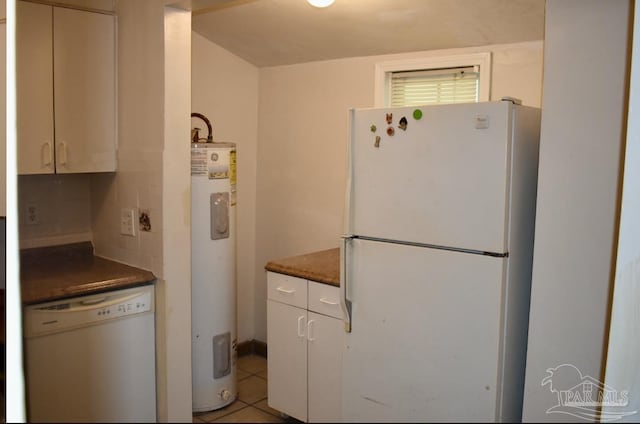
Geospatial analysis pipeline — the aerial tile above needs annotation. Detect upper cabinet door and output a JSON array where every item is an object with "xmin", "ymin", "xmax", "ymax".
[
  {"xmin": 53, "ymin": 7, "xmax": 116, "ymax": 173},
  {"xmin": 17, "ymin": 1, "xmax": 55, "ymax": 175}
]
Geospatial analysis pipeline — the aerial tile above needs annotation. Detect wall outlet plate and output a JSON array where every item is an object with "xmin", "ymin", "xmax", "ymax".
[
  {"xmin": 120, "ymin": 208, "xmax": 136, "ymax": 236},
  {"xmin": 25, "ymin": 203, "xmax": 40, "ymax": 225}
]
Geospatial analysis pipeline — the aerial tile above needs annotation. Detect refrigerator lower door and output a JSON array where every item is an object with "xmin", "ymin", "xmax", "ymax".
[{"xmin": 342, "ymin": 238, "xmax": 506, "ymax": 422}]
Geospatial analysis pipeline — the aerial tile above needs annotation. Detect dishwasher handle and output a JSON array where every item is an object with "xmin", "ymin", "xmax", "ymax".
[
  {"xmin": 80, "ymin": 296, "xmax": 108, "ymax": 306},
  {"xmin": 38, "ymin": 292, "xmax": 144, "ymax": 313},
  {"xmin": 25, "ymin": 286, "xmax": 155, "ymax": 338}
]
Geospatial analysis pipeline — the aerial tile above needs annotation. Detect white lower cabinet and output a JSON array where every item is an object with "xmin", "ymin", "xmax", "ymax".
[
  {"xmin": 307, "ymin": 311, "xmax": 343, "ymax": 422},
  {"xmin": 267, "ymin": 271, "xmax": 343, "ymax": 423},
  {"xmin": 267, "ymin": 300, "xmax": 308, "ymax": 421}
]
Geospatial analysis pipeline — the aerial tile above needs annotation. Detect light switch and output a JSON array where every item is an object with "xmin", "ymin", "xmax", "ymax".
[{"xmin": 120, "ymin": 208, "xmax": 136, "ymax": 236}]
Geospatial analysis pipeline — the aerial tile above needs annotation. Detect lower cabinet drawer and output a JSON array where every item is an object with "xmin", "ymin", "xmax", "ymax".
[
  {"xmin": 308, "ymin": 281, "xmax": 342, "ymax": 319},
  {"xmin": 267, "ymin": 272, "xmax": 307, "ymax": 309}
]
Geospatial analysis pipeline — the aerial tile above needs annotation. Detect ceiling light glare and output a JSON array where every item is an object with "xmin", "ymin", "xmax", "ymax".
[{"xmin": 307, "ymin": 0, "xmax": 335, "ymax": 8}]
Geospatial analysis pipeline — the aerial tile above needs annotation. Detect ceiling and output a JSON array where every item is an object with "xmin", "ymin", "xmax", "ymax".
[{"xmin": 191, "ymin": 0, "xmax": 545, "ymax": 67}]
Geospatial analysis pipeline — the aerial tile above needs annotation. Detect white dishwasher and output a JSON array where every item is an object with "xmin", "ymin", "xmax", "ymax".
[{"xmin": 24, "ymin": 284, "xmax": 156, "ymax": 423}]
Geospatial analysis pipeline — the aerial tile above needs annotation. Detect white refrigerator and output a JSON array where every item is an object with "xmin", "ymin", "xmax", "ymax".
[{"xmin": 340, "ymin": 100, "xmax": 540, "ymax": 422}]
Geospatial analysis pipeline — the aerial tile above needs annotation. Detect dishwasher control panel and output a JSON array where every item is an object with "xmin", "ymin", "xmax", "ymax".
[{"xmin": 24, "ymin": 285, "xmax": 155, "ymax": 337}]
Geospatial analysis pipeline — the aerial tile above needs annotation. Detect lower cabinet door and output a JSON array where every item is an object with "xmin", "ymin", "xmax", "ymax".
[
  {"xmin": 267, "ymin": 300, "xmax": 308, "ymax": 422},
  {"xmin": 307, "ymin": 311, "xmax": 343, "ymax": 423}
]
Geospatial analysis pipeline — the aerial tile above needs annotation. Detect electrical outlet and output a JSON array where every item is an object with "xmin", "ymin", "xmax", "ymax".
[
  {"xmin": 139, "ymin": 209, "xmax": 151, "ymax": 232},
  {"xmin": 25, "ymin": 203, "xmax": 40, "ymax": 225},
  {"xmin": 120, "ymin": 208, "xmax": 136, "ymax": 236}
]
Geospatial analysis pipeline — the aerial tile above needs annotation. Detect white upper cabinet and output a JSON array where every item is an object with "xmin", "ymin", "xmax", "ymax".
[
  {"xmin": 17, "ymin": 1, "xmax": 116, "ymax": 174},
  {"xmin": 53, "ymin": 6, "xmax": 116, "ymax": 173},
  {"xmin": 17, "ymin": 1, "xmax": 55, "ymax": 175}
]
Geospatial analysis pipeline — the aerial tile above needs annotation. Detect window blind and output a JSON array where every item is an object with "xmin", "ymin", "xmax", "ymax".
[{"xmin": 390, "ymin": 66, "xmax": 480, "ymax": 107}]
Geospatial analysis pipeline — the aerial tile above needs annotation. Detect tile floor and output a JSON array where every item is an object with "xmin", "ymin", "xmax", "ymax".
[{"xmin": 193, "ymin": 355, "xmax": 297, "ymax": 423}]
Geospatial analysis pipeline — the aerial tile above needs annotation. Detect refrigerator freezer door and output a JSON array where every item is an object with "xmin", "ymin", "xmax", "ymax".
[
  {"xmin": 342, "ymin": 238, "xmax": 506, "ymax": 422},
  {"xmin": 347, "ymin": 102, "xmax": 513, "ymax": 254}
]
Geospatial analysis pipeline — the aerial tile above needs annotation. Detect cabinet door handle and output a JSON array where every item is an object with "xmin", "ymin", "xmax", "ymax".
[
  {"xmin": 307, "ymin": 319, "xmax": 316, "ymax": 342},
  {"xmin": 41, "ymin": 141, "xmax": 53, "ymax": 167},
  {"xmin": 319, "ymin": 297, "xmax": 339, "ymax": 306},
  {"xmin": 58, "ymin": 141, "xmax": 68, "ymax": 166},
  {"xmin": 276, "ymin": 287, "xmax": 295, "ymax": 295},
  {"xmin": 297, "ymin": 316, "xmax": 306, "ymax": 338}
]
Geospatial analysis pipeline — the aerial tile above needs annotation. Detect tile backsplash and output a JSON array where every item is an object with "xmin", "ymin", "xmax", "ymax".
[{"xmin": 18, "ymin": 174, "xmax": 93, "ymax": 248}]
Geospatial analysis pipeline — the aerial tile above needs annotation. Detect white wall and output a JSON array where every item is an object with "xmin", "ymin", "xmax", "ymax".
[
  {"xmin": 191, "ymin": 32, "xmax": 259, "ymax": 344},
  {"xmin": 92, "ymin": 1, "xmax": 192, "ymax": 421},
  {"xmin": 5, "ymin": 0, "xmax": 28, "ymax": 419},
  {"xmin": 92, "ymin": 0, "xmax": 165, "ymax": 275},
  {"xmin": 161, "ymin": 6, "xmax": 192, "ymax": 422},
  {"xmin": 254, "ymin": 41, "xmax": 544, "ymax": 342},
  {"xmin": 19, "ymin": 174, "xmax": 92, "ymax": 248},
  {"xmin": 522, "ymin": 1, "xmax": 630, "ymax": 421},
  {"xmin": 603, "ymin": 3, "xmax": 640, "ymax": 421}
]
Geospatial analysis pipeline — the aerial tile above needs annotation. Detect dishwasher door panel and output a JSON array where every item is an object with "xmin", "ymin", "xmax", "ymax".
[{"xmin": 25, "ymin": 286, "xmax": 156, "ymax": 423}]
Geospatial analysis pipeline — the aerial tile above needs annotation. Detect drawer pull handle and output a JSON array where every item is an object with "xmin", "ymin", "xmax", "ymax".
[
  {"xmin": 276, "ymin": 287, "xmax": 295, "ymax": 295},
  {"xmin": 319, "ymin": 297, "xmax": 339, "ymax": 306}
]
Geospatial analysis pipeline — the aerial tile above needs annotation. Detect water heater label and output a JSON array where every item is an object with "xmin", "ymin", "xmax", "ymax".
[
  {"xmin": 230, "ymin": 150, "xmax": 237, "ymax": 185},
  {"xmin": 191, "ymin": 150, "xmax": 208, "ymax": 176},
  {"xmin": 208, "ymin": 150, "xmax": 229, "ymax": 180},
  {"xmin": 192, "ymin": 147, "xmax": 232, "ymax": 179},
  {"xmin": 209, "ymin": 165, "xmax": 229, "ymax": 179},
  {"xmin": 230, "ymin": 150, "xmax": 237, "ymax": 206}
]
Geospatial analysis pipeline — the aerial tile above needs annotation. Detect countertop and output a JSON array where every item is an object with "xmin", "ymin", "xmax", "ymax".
[
  {"xmin": 265, "ymin": 247, "xmax": 340, "ymax": 287},
  {"xmin": 20, "ymin": 242, "xmax": 156, "ymax": 305}
]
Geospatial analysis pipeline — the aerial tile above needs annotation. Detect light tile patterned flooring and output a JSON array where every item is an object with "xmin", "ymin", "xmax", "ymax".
[{"xmin": 193, "ymin": 355, "xmax": 292, "ymax": 423}]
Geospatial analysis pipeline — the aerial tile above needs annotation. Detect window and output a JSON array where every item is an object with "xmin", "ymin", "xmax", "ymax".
[
  {"xmin": 389, "ymin": 66, "xmax": 479, "ymax": 107},
  {"xmin": 374, "ymin": 52, "xmax": 491, "ymax": 107}
]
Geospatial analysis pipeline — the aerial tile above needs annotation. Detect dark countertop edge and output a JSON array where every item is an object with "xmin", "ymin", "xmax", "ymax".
[
  {"xmin": 264, "ymin": 263, "xmax": 339, "ymax": 287},
  {"xmin": 20, "ymin": 242, "xmax": 156, "ymax": 305},
  {"xmin": 22, "ymin": 274, "xmax": 156, "ymax": 305},
  {"xmin": 265, "ymin": 247, "xmax": 340, "ymax": 287}
]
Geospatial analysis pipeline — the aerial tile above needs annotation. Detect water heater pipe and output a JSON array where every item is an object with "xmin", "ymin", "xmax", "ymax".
[{"xmin": 191, "ymin": 112, "xmax": 213, "ymax": 143}]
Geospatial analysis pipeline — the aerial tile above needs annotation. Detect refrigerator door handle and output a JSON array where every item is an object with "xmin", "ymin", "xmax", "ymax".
[
  {"xmin": 340, "ymin": 235, "xmax": 354, "ymax": 333},
  {"xmin": 343, "ymin": 109, "xmax": 355, "ymax": 235}
]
